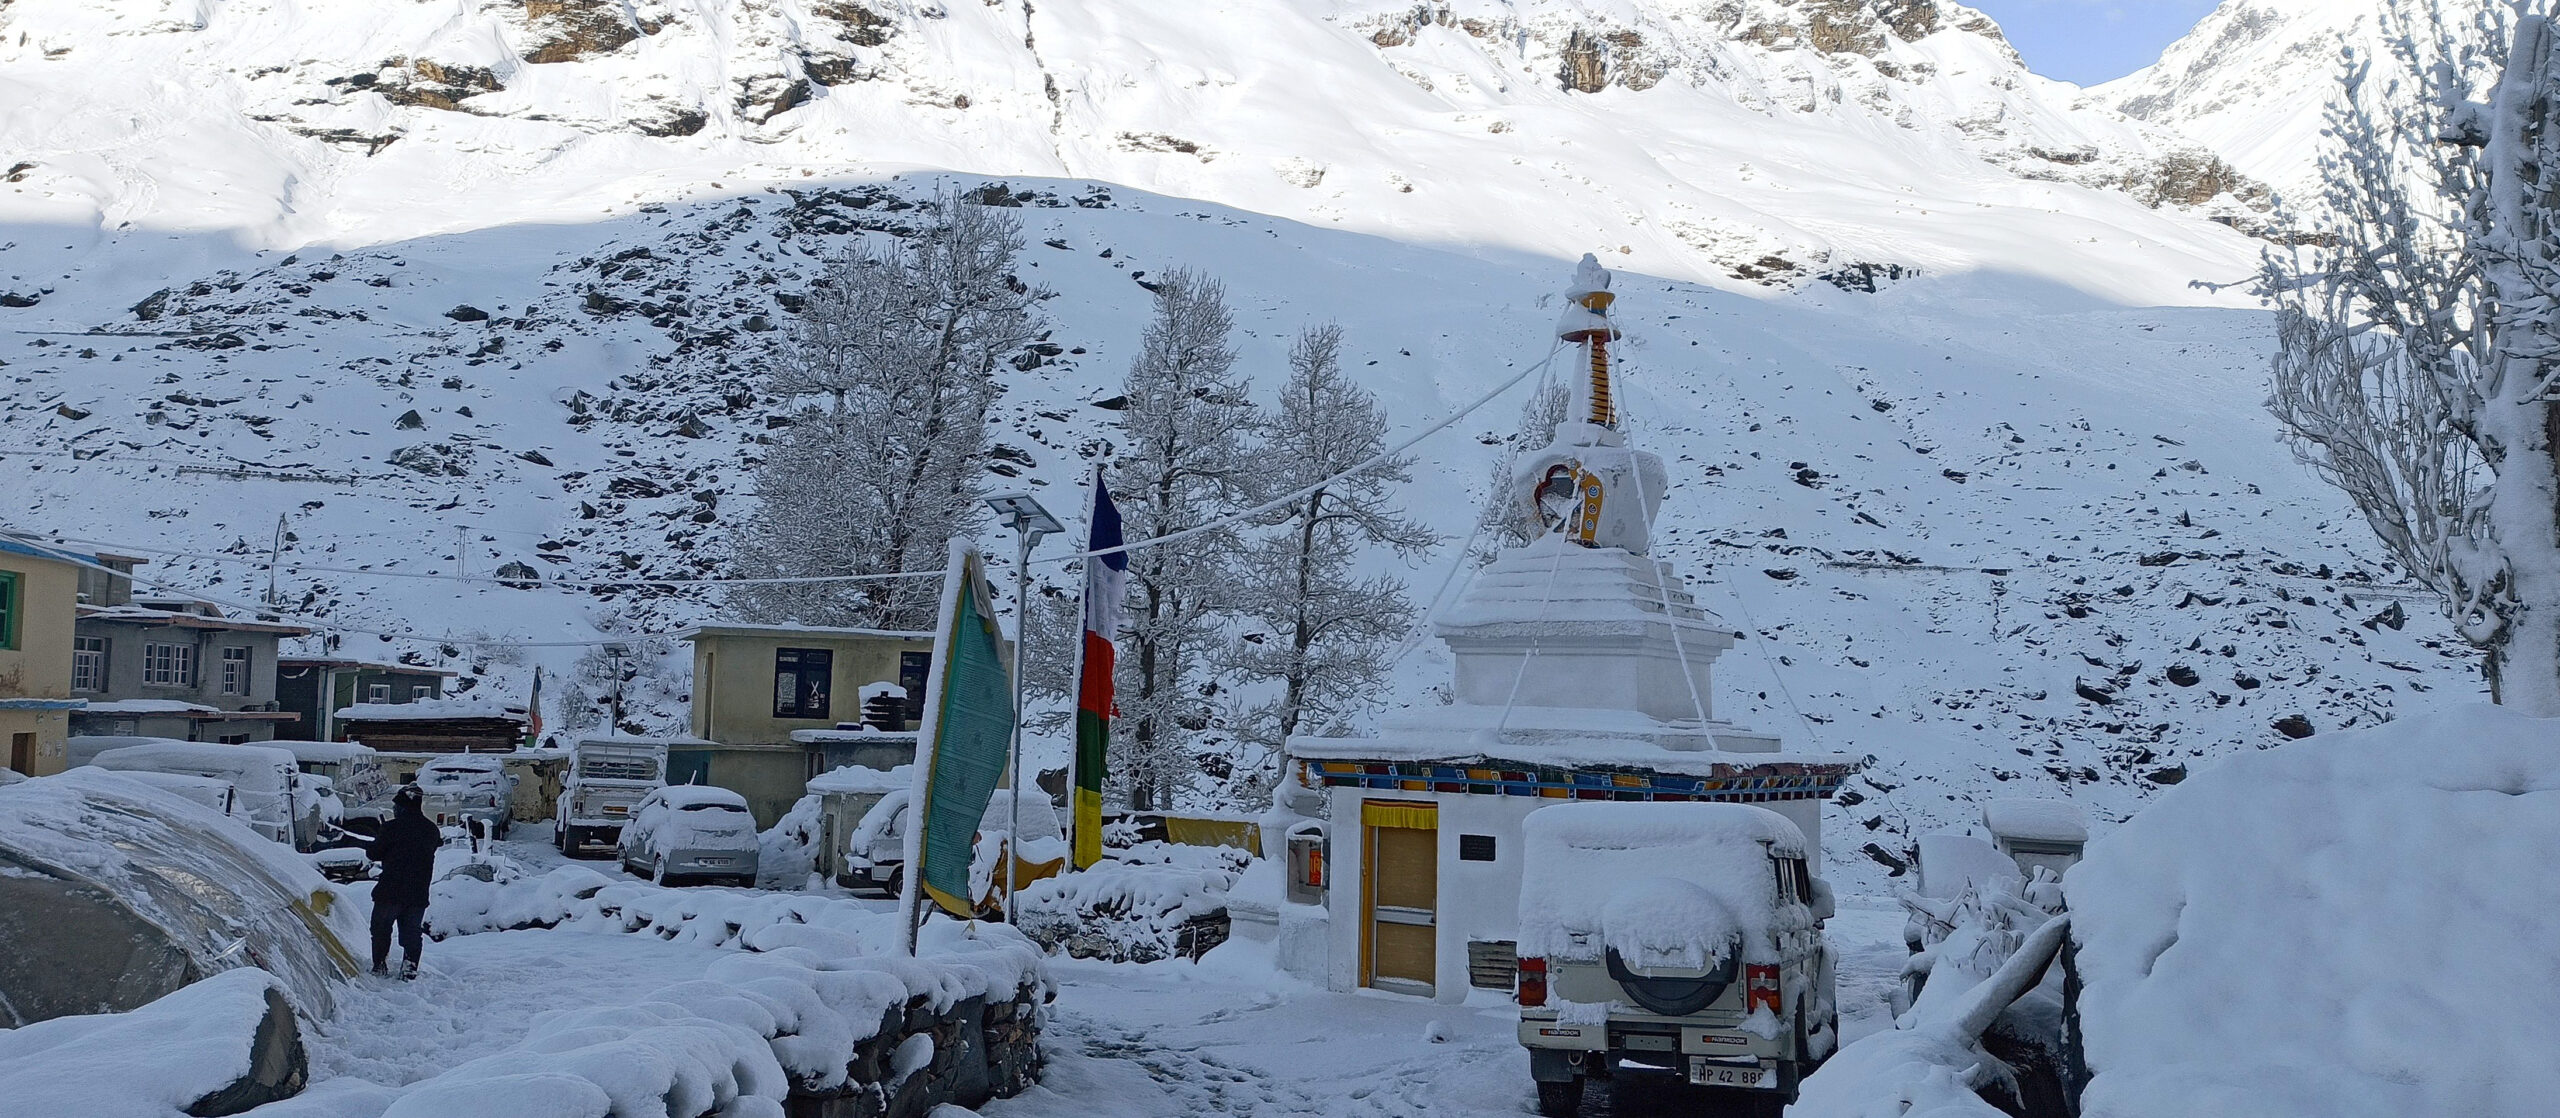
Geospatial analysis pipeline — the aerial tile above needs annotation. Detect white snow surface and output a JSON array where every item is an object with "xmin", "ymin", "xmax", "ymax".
[
  {"xmin": 1516, "ymin": 801, "xmax": 1806, "ymax": 964},
  {"xmin": 1975, "ymin": 796, "xmax": 2087, "ymax": 843},
  {"xmin": 0, "ymin": 968, "xmax": 294, "ymax": 1118},
  {"xmin": 2065, "ymin": 703, "xmax": 2560, "ymax": 1118}
]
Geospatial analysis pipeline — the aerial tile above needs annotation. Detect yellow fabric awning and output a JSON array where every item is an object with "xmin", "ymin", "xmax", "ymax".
[{"xmin": 1361, "ymin": 800, "xmax": 1438, "ymax": 830}]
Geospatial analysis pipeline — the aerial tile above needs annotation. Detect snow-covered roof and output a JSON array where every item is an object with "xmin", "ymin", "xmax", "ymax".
[
  {"xmin": 677, "ymin": 622, "xmax": 933, "ymax": 642},
  {"xmin": 0, "ymin": 533, "xmax": 88, "ymax": 567},
  {"xmin": 2067, "ymin": 704, "xmax": 2560, "ymax": 1118},
  {"xmin": 75, "ymin": 699, "xmax": 219, "ymax": 715},
  {"xmin": 275, "ymin": 656, "xmax": 458, "ymax": 676},
  {"xmin": 574, "ymin": 734, "xmax": 715, "ymax": 749},
  {"xmin": 660, "ymin": 785, "xmax": 750, "ymax": 809},
  {"xmin": 75, "ymin": 603, "xmax": 310, "ymax": 635},
  {"xmin": 1289, "ymin": 702, "xmax": 1859, "ymax": 776},
  {"xmin": 806, "ymin": 763, "xmax": 915, "ymax": 795},
  {"xmin": 1980, "ymin": 798, "xmax": 2089, "ymax": 844},
  {"xmin": 339, "ymin": 696, "xmax": 525, "ymax": 722},
  {"xmin": 1517, "ymin": 802, "xmax": 1809, "ymax": 966}
]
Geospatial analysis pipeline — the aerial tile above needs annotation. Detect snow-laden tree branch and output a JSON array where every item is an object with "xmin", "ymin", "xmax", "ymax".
[
  {"xmin": 1111, "ymin": 269, "xmax": 1259, "ymax": 811},
  {"xmin": 732, "ymin": 191, "xmax": 1048, "ymax": 631},
  {"xmin": 2261, "ymin": 8, "xmax": 2560, "ymax": 712},
  {"xmin": 1224, "ymin": 325, "xmax": 1438, "ymax": 788}
]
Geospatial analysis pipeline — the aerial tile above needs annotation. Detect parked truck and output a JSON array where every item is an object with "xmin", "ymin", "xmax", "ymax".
[{"xmin": 554, "ymin": 737, "xmax": 672, "ymax": 858}]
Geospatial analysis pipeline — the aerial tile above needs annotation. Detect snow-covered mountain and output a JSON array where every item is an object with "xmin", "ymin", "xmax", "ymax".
[
  {"xmin": 0, "ymin": 0, "xmax": 2267, "ymax": 301},
  {"xmin": 0, "ymin": 0, "xmax": 2480, "ymax": 881},
  {"xmin": 2099, "ymin": 0, "xmax": 2505, "ymax": 200}
]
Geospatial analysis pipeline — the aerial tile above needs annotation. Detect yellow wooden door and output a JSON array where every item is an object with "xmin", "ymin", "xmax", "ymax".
[{"xmin": 1363, "ymin": 800, "xmax": 1438, "ymax": 994}]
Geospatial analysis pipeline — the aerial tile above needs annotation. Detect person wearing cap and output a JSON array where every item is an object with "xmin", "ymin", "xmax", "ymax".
[{"xmin": 370, "ymin": 783, "xmax": 441, "ymax": 979}]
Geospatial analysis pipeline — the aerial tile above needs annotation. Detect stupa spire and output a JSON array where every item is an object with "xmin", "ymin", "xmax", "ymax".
[{"xmin": 1557, "ymin": 254, "xmax": 1621, "ymax": 429}]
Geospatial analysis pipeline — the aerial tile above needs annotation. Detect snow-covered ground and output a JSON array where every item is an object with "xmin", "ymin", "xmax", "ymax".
[{"xmin": 300, "ymin": 829, "xmax": 1911, "ymax": 1118}]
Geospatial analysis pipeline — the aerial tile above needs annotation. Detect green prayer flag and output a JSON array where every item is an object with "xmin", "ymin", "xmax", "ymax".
[{"xmin": 908, "ymin": 545, "xmax": 1017, "ymax": 920}]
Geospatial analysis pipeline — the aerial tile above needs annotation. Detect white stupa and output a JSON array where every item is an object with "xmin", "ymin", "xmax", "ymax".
[{"xmin": 1252, "ymin": 256, "xmax": 1862, "ymax": 1001}]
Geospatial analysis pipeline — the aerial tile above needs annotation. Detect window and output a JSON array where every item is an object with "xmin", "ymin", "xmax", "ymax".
[
  {"xmin": 219, "ymin": 647, "xmax": 250, "ymax": 695},
  {"xmin": 72, "ymin": 636, "xmax": 107, "ymax": 692},
  {"xmin": 142, "ymin": 642, "xmax": 194, "ymax": 687},
  {"xmin": 411, "ymin": 685, "xmax": 434, "ymax": 701},
  {"xmin": 0, "ymin": 571, "xmax": 17, "ymax": 651},
  {"xmin": 773, "ymin": 647, "xmax": 833, "ymax": 719},
  {"xmin": 216, "ymin": 733, "xmax": 251, "ymax": 745},
  {"xmin": 367, "ymin": 683, "xmax": 391, "ymax": 703},
  {"xmin": 1458, "ymin": 834, "xmax": 1498, "ymax": 862},
  {"xmin": 899, "ymin": 651, "xmax": 931, "ymax": 720}
]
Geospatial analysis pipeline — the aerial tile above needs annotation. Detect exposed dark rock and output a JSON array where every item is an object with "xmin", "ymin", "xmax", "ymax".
[
  {"xmin": 2272, "ymin": 714, "xmax": 2315, "ymax": 739},
  {"xmin": 0, "ymin": 292, "xmax": 39, "ymax": 308},
  {"xmin": 2073, "ymin": 678, "xmax": 2116, "ymax": 705},
  {"xmin": 445, "ymin": 304, "xmax": 489, "ymax": 322},
  {"xmin": 2164, "ymin": 664, "xmax": 2201, "ymax": 687},
  {"xmin": 522, "ymin": 0, "xmax": 643, "ymax": 65},
  {"xmin": 131, "ymin": 288, "xmax": 172, "ymax": 320},
  {"xmin": 394, "ymin": 409, "xmax": 426, "ymax": 430}
]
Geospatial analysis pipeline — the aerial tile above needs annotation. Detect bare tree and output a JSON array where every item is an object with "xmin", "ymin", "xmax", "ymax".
[
  {"xmin": 1110, "ymin": 269, "xmax": 1260, "ymax": 811},
  {"xmin": 1227, "ymin": 324, "xmax": 1437, "ymax": 774},
  {"xmin": 733, "ymin": 190, "xmax": 1048, "ymax": 629},
  {"xmin": 2262, "ymin": 9, "xmax": 2560, "ymax": 711}
]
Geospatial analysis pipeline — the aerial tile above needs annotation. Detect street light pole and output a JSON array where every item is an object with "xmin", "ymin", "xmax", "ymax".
[{"xmin": 984, "ymin": 493, "xmax": 1062, "ymax": 924}]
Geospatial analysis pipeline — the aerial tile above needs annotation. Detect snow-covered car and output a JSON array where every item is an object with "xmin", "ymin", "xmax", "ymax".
[
  {"xmin": 555, "ymin": 737, "xmax": 671, "ymax": 858},
  {"xmin": 618, "ymin": 785, "xmax": 760, "ymax": 887},
  {"xmin": 414, "ymin": 755, "xmax": 515, "ymax": 838},
  {"xmin": 839, "ymin": 786, "xmax": 912, "ymax": 896},
  {"xmin": 272, "ymin": 740, "xmax": 390, "ymax": 835},
  {"xmin": 310, "ymin": 846, "xmax": 374, "ymax": 884},
  {"xmin": 101, "ymin": 769, "xmax": 239, "ymax": 819},
  {"xmin": 1514, "ymin": 802, "xmax": 1839, "ymax": 1116},
  {"xmin": 89, "ymin": 741, "xmax": 316, "ymax": 849}
]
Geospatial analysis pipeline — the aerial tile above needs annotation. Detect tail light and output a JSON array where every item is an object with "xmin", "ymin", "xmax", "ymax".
[
  {"xmin": 1517, "ymin": 956, "xmax": 1548, "ymax": 1007},
  {"xmin": 1745, "ymin": 964, "xmax": 1782, "ymax": 1015}
]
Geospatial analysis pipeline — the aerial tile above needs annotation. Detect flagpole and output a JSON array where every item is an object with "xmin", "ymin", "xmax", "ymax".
[{"xmin": 1064, "ymin": 468, "xmax": 1099, "ymax": 870}]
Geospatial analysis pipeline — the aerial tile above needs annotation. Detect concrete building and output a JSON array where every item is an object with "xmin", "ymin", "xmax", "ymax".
[
  {"xmin": 274, "ymin": 657, "xmax": 456, "ymax": 742},
  {"xmin": 0, "ymin": 535, "xmax": 86, "ymax": 777},
  {"xmin": 1254, "ymin": 259, "xmax": 1862, "ymax": 1002},
  {"xmin": 69, "ymin": 597, "xmax": 310, "ymax": 743},
  {"xmin": 675, "ymin": 624, "xmax": 936, "ymax": 826}
]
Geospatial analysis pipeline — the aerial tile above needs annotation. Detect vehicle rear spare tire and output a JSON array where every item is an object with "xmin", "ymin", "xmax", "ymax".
[{"xmin": 1606, "ymin": 946, "xmax": 1738, "ymax": 1016}]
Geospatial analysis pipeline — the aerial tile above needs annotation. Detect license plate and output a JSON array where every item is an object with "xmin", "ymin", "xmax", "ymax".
[{"xmin": 1687, "ymin": 1059, "xmax": 1770, "ymax": 1088}]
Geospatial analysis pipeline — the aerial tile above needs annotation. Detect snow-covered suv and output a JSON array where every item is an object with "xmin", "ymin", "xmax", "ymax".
[{"xmin": 1514, "ymin": 802, "xmax": 1838, "ymax": 1116}]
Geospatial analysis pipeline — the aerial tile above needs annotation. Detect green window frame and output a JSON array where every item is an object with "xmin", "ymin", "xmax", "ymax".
[{"xmin": 0, "ymin": 570, "xmax": 19, "ymax": 651}]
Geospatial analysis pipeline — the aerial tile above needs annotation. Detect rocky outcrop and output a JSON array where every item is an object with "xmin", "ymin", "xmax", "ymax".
[
  {"xmin": 2123, "ymin": 149, "xmax": 2264, "ymax": 208},
  {"xmin": 520, "ymin": 0, "xmax": 648, "ymax": 64}
]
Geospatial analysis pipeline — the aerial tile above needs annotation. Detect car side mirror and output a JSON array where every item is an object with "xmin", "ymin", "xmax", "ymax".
[{"xmin": 1809, "ymin": 877, "xmax": 1837, "ymax": 923}]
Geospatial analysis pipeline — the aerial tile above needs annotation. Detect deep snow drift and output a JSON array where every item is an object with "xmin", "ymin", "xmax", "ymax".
[{"xmin": 2066, "ymin": 704, "xmax": 2560, "ymax": 1118}]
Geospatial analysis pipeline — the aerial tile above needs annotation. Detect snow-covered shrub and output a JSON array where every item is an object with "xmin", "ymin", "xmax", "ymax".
[
  {"xmin": 1014, "ymin": 841, "xmax": 1248, "ymax": 963},
  {"xmin": 757, "ymin": 792, "xmax": 825, "ymax": 890}
]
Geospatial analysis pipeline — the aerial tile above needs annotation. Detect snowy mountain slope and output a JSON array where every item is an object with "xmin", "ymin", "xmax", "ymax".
[
  {"xmin": 0, "ymin": 0, "xmax": 2268, "ymax": 306},
  {"xmin": 2097, "ymin": 0, "xmax": 2501, "ymax": 199},
  {"xmin": 0, "ymin": 175, "xmax": 2477, "ymax": 886}
]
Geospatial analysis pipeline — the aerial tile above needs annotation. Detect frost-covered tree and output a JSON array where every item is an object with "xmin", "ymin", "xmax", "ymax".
[
  {"xmin": 2261, "ymin": 11, "xmax": 2560, "ymax": 711},
  {"xmin": 1110, "ymin": 269, "xmax": 1260, "ymax": 811},
  {"xmin": 732, "ymin": 191, "xmax": 1048, "ymax": 629},
  {"xmin": 1472, "ymin": 376, "xmax": 1574, "ymax": 564},
  {"xmin": 1228, "ymin": 324, "xmax": 1437, "ymax": 768}
]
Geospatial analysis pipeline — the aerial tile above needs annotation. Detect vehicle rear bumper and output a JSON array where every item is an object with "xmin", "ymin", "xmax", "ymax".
[{"xmin": 1519, "ymin": 1014, "xmax": 1788, "ymax": 1087}]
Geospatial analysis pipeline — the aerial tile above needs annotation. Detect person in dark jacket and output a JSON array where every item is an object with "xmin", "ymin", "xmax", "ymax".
[{"xmin": 370, "ymin": 783, "xmax": 441, "ymax": 979}]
